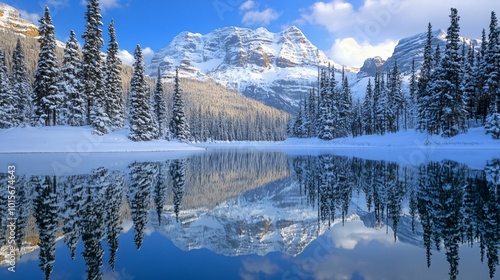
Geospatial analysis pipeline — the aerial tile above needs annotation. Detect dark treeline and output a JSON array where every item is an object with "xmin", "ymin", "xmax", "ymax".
[
  {"xmin": 291, "ymin": 8, "xmax": 500, "ymax": 140},
  {"xmin": 291, "ymin": 155, "xmax": 500, "ymax": 280}
]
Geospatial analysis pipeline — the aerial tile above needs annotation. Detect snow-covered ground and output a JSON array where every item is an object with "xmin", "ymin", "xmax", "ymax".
[
  {"xmin": 282, "ymin": 127, "xmax": 500, "ymax": 148},
  {"xmin": 1, "ymin": 126, "xmax": 499, "ymax": 154},
  {"xmin": 193, "ymin": 127, "xmax": 500, "ymax": 168},
  {"xmin": 0, "ymin": 126, "xmax": 204, "ymax": 153}
]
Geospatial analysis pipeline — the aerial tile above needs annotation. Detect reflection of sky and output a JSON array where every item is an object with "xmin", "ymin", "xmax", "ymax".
[
  {"xmin": 3, "ymin": 217, "xmax": 498, "ymax": 280},
  {"xmin": 292, "ymin": 219, "xmax": 499, "ymax": 280}
]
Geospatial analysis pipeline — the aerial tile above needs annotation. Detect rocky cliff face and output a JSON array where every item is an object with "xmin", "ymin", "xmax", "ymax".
[
  {"xmin": 357, "ymin": 56, "xmax": 386, "ymax": 78},
  {"xmin": 147, "ymin": 26, "xmax": 358, "ymax": 113},
  {"xmin": 0, "ymin": 3, "xmax": 38, "ymax": 37},
  {"xmin": 374, "ymin": 29, "xmax": 479, "ymax": 76}
]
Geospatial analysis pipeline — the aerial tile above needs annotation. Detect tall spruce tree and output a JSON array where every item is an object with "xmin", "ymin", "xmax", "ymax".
[
  {"xmin": 462, "ymin": 42, "xmax": 477, "ymax": 123},
  {"xmin": 60, "ymin": 30, "xmax": 86, "ymax": 126},
  {"xmin": 82, "ymin": 0, "xmax": 109, "ymax": 134},
  {"xmin": 153, "ymin": 68, "xmax": 169, "ymax": 138},
  {"xmin": 375, "ymin": 72, "xmax": 389, "ymax": 135},
  {"xmin": 432, "ymin": 8, "xmax": 467, "ymax": 137},
  {"xmin": 11, "ymin": 39, "xmax": 31, "ymax": 126},
  {"xmin": 362, "ymin": 78, "xmax": 374, "ymax": 135},
  {"xmin": 318, "ymin": 67, "xmax": 335, "ymax": 140},
  {"xmin": 32, "ymin": 7, "xmax": 60, "ymax": 126},
  {"xmin": 477, "ymin": 29, "xmax": 490, "ymax": 122},
  {"xmin": 170, "ymin": 68, "xmax": 191, "ymax": 142},
  {"xmin": 485, "ymin": 12, "xmax": 500, "ymax": 113},
  {"xmin": 340, "ymin": 66, "xmax": 352, "ymax": 138},
  {"xmin": 409, "ymin": 58, "xmax": 418, "ymax": 129},
  {"xmin": 129, "ymin": 45, "xmax": 157, "ymax": 141},
  {"xmin": 417, "ymin": 23, "xmax": 434, "ymax": 132},
  {"xmin": 105, "ymin": 19, "xmax": 125, "ymax": 129}
]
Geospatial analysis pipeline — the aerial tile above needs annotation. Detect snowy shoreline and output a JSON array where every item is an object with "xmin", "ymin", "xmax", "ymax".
[
  {"xmin": 0, "ymin": 126, "xmax": 499, "ymax": 154},
  {"xmin": 0, "ymin": 126, "xmax": 205, "ymax": 153}
]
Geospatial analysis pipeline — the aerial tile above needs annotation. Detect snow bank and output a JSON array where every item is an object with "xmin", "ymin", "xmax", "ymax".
[
  {"xmin": 281, "ymin": 127, "xmax": 500, "ymax": 149},
  {"xmin": 0, "ymin": 126, "xmax": 204, "ymax": 153}
]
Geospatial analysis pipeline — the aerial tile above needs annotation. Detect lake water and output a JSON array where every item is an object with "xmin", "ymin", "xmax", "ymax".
[{"xmin": 0, "ymin": 149, "xmax": 499, "ymax": 280}]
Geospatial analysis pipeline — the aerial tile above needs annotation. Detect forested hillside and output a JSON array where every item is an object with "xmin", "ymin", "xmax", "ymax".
[{"xmin": 0, "ymin": 3, "xmax": 289, "ymax": 142}]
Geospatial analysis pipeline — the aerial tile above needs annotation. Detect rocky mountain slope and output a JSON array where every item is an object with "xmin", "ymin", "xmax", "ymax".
[
  {"xmin": 147, "ymin": 26, "xmax": 358, "ymax": 113},
  {"xmin": 0, "ymin": 2, "xmax": 38, "ymax": 37},
  {"xmin": 358, "ymin": 29, "xmax": 481, "ymax": 79}
]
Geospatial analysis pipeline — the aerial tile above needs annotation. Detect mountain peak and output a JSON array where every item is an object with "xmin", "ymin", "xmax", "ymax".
[
  {"xmin": 148, "ymin": 25, "xmax": 356, "ymax": 112},
  {"xmin": 0, "ymin": 2, "xmax": 39, "ymax": 37}
]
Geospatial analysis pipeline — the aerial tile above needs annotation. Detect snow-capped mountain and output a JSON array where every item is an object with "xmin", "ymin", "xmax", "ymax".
[
  {"xmin": 351, "ymin": 29, "xmax": 481, "ymax": 101},
  {"xmin": 0, "ymin": 2, "xmax": 38, "ymax": 37},
  {"xmin": 357, "ymin": 56, "xmax": 386, "ymax": 79},
  {"xmin": 358, "ymin": 29, "xmax": 481, "ymax": 79},
  {"xmin": 147, "ymin": 26, "xmax": 358, "ymax": 113}
]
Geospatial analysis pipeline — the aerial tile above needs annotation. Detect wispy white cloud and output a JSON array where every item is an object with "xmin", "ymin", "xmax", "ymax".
[
  {"xmin": 80, "ymin": 0, "xmax": 120, "ymax": 12},
  {"xmin": 242, "ymin": 8, "xmax": 279, "ymax": 26},
  {"xmin": 239, "ymin": 0, "xmax": 255, "ymax": 11},
  {"xmin": 142, "ymin": 47, "xmax": 155, "ymax": 65},
  {"xmin": 330, "ymin": 38, "xmax": 397, "ymax": 67},
  {"xmin": 240, "ymin": 1, "xmax": 279, "ymax": 26},
  {"xmin": 100, "ymin": 0, "xmax": 120, "ymax": 11},
  {"xmin": 118, "ymin": 47, "xmax": 155, "ymax": 66},
  {"xmin": 117, "ymin": 49, "xmax": 134, "ymax": 66},
  {"xmin": 45, "ymin": 0, "xmax": 67, "ymax": 8},
  {"xmin": 300, "ymin": 0, "xmax": 498, "ymax": 67},
  {"xmin": 18, "ymin": 10, "xmax": 40, "ymax": 24}
]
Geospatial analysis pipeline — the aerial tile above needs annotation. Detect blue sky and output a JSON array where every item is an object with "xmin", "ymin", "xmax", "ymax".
[{"xmin": 6, "ymin": 0, "xmax": 500, "ymax": 67}]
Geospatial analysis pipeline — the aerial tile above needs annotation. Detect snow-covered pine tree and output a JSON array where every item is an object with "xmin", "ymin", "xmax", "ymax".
[
  {"xmin": 0, "ymin": 48, "xmax": 15, "ymax": 129},
  {"xmin": 352, "ymin": 97, "xmax": 363, "ymax": 137},
  {"xmin": 128, "ymin": 45, "xmax": 156, "ymax": 141},
  {"xmin": 60, "ymin": 30, "xmax": 86, "ymax": 126},
  {"xmin": 291, "ymin": 97, "xmax": 305, "ymax": 137},
  {"xmin": 426, "ymin": 44, "xmax": 443, "ymax": 135},
  {"xmin": 32, "ymin": 6, "xmax": 61, "ymax": 127},
  {"xmin": 417, "ymin": 23, "xmax": 434, "ymax": 132},
  {"xmin": 170, "ymin": 68, "xmax": 191, "ymax": 142},
  {"xmin": 389, "ymin": 61, "xmax": 405, "ymax": 131},
  {"xmin": 485, "ymin": 112, "xmax": 500, "ymax": 139},
  {"xmin": 308, "ymin": 87, "xmax": 318, "ymax": 137},
  {"xmin": 362, "ymin": 78, "xmax": 374, "ymax": 135},
  {"xmin": 318, "ymin": 67, "xmax": 334, "ymax": 140},
  {"xmin": 409, "ymin": 58, "xmax": 418, "ymax": 129},
  {"xmin": 373, "ymin": 72, "xmax": 381, "ymax": 134},
  {"xmin": 375, "ymin": 72, "xmax": 389, "ymax": 135},
  {"xmin": 461, "ymin": 42, "xmax": 477, "ymax": 124},
  {"xmin": 82, "ymin": 0, "xmax": 109, "ymax": 134},
  {"xmin": 11, "ymin": 38, "xmax": 31, "ymax": 126},
  {"xmin": 484, "ymin": 12, "xmax": 500, "ymax": 114},
  {"xmin": 339, "ymin": 66, "xmax": 352, "ymax": 138},
  {"xmin": 477, "ymin": 29, "xmax": 491, "ymax": 122},
  {"xmin": 153, "ymin": 67, "xmax": 169, "ymax": 139},
  {"xmin": 105, "ymin": 19, "xmax": 125, "ymax": 130},
  {"xmin": 433, "ymin": 8, "xmax": 468, "ymax": 137}
]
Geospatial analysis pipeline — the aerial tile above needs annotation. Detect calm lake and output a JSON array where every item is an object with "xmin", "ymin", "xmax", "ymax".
[{"xmin": 0, "ymin": 148, "xmax": 499, "ymax": 280}]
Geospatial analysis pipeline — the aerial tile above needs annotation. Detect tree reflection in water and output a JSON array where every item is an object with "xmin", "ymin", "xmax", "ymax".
[{"xmin": 0, "ymin": 152, "xmax": 498, "ymax": 280}]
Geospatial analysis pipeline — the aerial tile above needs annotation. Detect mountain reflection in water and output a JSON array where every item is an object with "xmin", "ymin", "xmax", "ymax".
[{"xmin": 0, "ymin": 151, "xmax": 498, "ymax": 280}]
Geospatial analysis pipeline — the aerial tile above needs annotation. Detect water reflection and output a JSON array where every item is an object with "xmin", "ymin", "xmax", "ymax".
[{"xmin": 0, "ymin": 151, "xmax": 498, "ymax": 280}]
